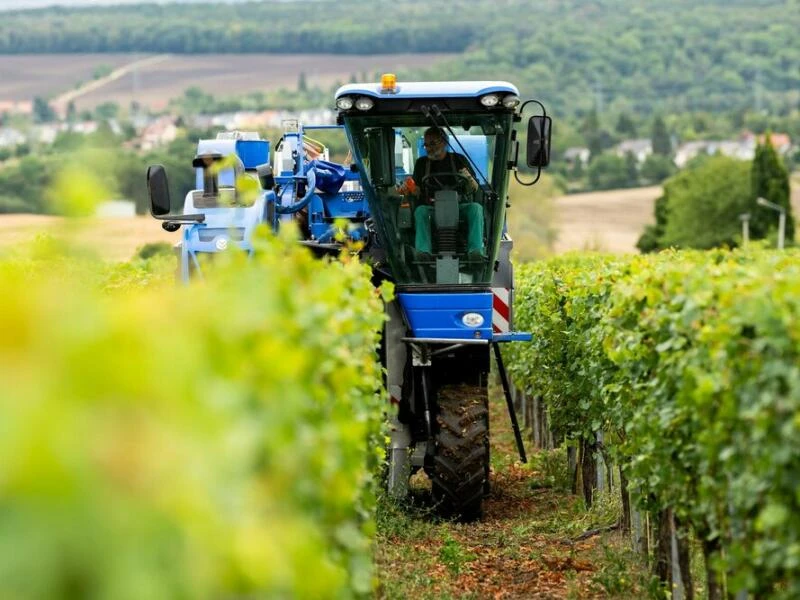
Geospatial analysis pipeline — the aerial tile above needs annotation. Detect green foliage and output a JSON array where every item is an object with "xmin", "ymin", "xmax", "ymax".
[
  {"xmin": 438, "ymin": 532, "xmax": 476, "ymax": 576},
  {"xmin": 659, "ymin": 155, "xmax": 751, "ymax": 249},
  {"xmin": 134, "ymin": 241, "xmax": 173, "ymax": 261},
  {"xmin": 749, "ymin": 139, "xmax": 794, "ymax": 242},
  {"xmin": 0, "ymin": 230, "xmax": 389, "ymax": 598},
  {"xmin": 650, "ymin": 116, "xmax": 672, "ymax": 157},
  {"xmin": 507, "ymin": 248, "xmax": 800, "ymax": 597},
  {"xmin": 0, "ymin": 130, "xmax": 198, "ymax": 216},
  {"xmin": 3, "ymin": 1, "xmax": 799, "ymax": 117},
  {"xmin": 639, "ymin": 154, "xmax": 675, "ymax": 184},
  {"xmin": 32, "ymin": 96, "xmax": 56, "ymax": 124},
  {"xmin": 587, "ymin": 153, "xmax": 636, "ymax": 191}
]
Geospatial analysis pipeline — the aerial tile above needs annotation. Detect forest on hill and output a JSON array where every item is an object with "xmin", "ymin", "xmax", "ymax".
[{"xmin": 0, "ymin": 0, "xmax": 798, "ymax": 117}]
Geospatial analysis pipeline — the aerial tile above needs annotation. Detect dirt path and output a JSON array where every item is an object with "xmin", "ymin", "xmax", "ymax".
[
  {"xmin": 52, "ymin": 54, "xmax": 171, "ymax": 111},
  {"xmin": 376, "ymin": 387, "xmax": 648, "ymax": 599}
]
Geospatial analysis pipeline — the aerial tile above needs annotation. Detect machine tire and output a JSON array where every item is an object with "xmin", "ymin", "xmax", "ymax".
[{"xmin": 430, "ymin": 382, "xmax": 489, "ymax": 521}]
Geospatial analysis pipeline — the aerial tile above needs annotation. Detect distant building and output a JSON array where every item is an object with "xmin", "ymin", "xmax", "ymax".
[
  {"xmin": 614, "ymin": 139, "xmax": 652, "ymax": 164},
  {"xmin": 563, "ymin": 146, "xmax": 590, "ymax": 165},
  {"xmin": 674, "ymin": 136, "xmax": 756, "ymax": 168},
  {"xmin": 0, "ymin": 127, "xmax": 26, "ymax": 148},
  {"xmin": 0, "ymin": 100, "xmax": 33, "ymax": 116},
  {"xmin": 31, "ymin": 123, "xmax": 63, "ymax": 144},
  {"xmin": 139, "ymin": 116, "xmax": 178, "ymax": 151},
  {"xmin": 754, "ymin": 132, "xmax": 792, "ymax": 155}
]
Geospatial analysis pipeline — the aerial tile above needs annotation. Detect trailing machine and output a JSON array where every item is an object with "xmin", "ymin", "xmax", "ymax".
[{"xmin": 147, "ymin": 76, "xmax": 551, "ymax": 519}]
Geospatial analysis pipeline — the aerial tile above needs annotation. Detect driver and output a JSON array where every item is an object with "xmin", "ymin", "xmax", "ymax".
[{"xmin": 397, "ymin": 127, "xmax": 484, "ymax": 259}]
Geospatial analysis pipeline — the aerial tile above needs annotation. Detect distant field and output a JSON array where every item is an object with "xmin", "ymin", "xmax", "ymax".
[
  {"xmin": 0, "ymin": 54, "xmax": 136, "ymax": 101},
  {"xmin": 2, "ymin": 180, "xmax": 798, "ymax": 261},
  {"xmin": 0, "ymin": 53, "xmax": 457, "ymax": 109},
  {"xmin": 0, "ymin": 214, "xmax": 177, "ymax": 262},
  {"xmin": 552, "ymin": 180, "xmax": 800, "ymax": 254},
  {"xmin": 553, "ymin": 186, "xmax": 662, "ymax": 253}
]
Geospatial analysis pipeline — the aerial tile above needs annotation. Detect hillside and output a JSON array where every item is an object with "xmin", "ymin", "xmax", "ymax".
[{"xmin": 1, "ymin": 0, "xmax": 798, "ymax": 116}]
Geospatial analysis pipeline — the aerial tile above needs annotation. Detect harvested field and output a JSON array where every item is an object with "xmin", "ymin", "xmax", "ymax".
[
  {"xmin": 0, "ymin": 214, "xmax": 177, "ymax": 262},
  {"xmin": 551, "ymin": 181, "xmax": 800, "ymax": 254},
  {"xmin": 0, "ymin": 53, "xmax": 456, "ymax": 110},
  {"xmin": 552, "ymin": 186, "xmax": 661, "ymax": 254},
  {"xmin": 0, "ymin": 54, "xmax": 136, "ymax": 101}
]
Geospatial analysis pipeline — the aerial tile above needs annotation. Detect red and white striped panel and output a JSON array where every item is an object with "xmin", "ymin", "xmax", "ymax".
[{"xmin": 492, "ymin": 287, "xmax": 510, "ymax": 333}]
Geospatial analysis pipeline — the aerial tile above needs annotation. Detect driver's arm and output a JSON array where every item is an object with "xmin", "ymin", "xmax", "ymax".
[{"xmin": 456, "ymin": 155, "xmax": 479, "ymax": 192}]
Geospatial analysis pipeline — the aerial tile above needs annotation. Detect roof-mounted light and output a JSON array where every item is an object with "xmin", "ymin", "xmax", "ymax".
[
  {"xmin": 355, "ymin": 96, "xmax": 374, "ymax": 111},
  {"xmin": 381, "ymin": 73, "xmax": 397, "ymax": 93},
  {"xmin": 336, "ymin": 96, "xmax": 354, "ymax": 110},
  {"xmin": 480, "ymin": 94, "xmax": 500, "ymax": 107},
  {"xmin": 502, "ymin": 94, "xmax": 521, "ymax": 109}
]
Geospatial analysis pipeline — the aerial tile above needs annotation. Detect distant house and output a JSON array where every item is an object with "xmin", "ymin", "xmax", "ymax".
[
  {"xmin": 70, "ymin": 121, "xmax": 100, "ymax": 135},
  {"xmin": 563, "ymin": 146, "xmax": 590, "ymax": 165},
  {"xmin": 0, "ymin": 100, "xmax": 33, "ymax": 116},
  {"xmin": 32, "ymin": 123, "xmax": 63, "ymax": 144},
  {"xmin": 140, "ymin": 117, "xmax": 178, "ymax": 151},
  {"xmin": 674, "ymin": 136, "xmax": 756, "ymax": 168},
  {"xmin": 0, "ymin": 127, "xmax": 26, "ymax": 148},
  {"xmin": 754, "ymin": 132, "xmax": 792, "ymax": 155},
  {"xmin": 614, "ymin": 139, "xmax": 652, "ymax": 164}
]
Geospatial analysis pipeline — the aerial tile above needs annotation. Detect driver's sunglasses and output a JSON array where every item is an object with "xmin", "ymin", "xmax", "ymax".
[{"xmin": 423, "ymin": 139, "xmax": 444, "ymax": 149}]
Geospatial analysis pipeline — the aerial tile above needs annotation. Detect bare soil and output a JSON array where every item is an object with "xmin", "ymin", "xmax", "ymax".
[
  {"xmin": 27, "ymin": 53, "xmax": 456, "ymax": 110},
  {"xmin": 0, "ymin": 54, "xmax": 137, "ymax": 101},
  {"xmin": 552, "ymin": 181, "xmax": 800, "ymax": 254},
  {"xmin": 552, "ymin": 186, "xmax": 661, "ymax": 254}
]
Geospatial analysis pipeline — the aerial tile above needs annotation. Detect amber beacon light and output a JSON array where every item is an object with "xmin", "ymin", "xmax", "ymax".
[{"xmin": 381, "ymin": 73, "xmax": 397, "ymax": 93}]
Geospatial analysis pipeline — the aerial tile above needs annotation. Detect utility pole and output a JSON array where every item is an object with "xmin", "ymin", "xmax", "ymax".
[
  {"xmin": 740, "ymin": 213, "xmax": 750, "ymax": 246},
  {"xmin": 757, "ymin": 197, "xmax": 786, "ymax": 249}
]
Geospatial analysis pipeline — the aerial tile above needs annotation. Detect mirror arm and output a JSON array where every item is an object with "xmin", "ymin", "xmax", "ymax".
[
  {"xmin": 519, "ymin": 99, "xmax": 548, "ymax": 120},
  {"xmin": 514, "ymin": 165, "xmax": 543, "ymax": 187}
]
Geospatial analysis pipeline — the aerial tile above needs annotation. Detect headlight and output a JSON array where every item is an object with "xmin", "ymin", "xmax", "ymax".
[
  {"xmin": 355, "ymin": 96, "xmax": 374, "ymax": 111},
  {"xmin": 480, "ymin": 94, "xmax": 500, "ymax": 107},
  {"xmin": 462, "ymin": 312, "xmax": 485, "ymax": 328},
  {"xmin": 336, "ymin": 96, "xmax": 354, "ymax": 110},
  {"xmin": 502, "ymin": 94, "xmax": 521, "ymax": 108}
]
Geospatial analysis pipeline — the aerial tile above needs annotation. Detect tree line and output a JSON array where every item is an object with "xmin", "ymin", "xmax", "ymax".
[{"xmin": 1, "ymin": 0, "xmax": 798, "ymax": 117}]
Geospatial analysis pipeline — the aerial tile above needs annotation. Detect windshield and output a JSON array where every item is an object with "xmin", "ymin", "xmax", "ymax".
[{"xmin": 344, "ymin": 113, "xmax": 512, "ymax": 286}]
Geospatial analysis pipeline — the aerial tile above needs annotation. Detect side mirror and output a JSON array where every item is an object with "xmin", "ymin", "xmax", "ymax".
[
  {"xmin": 147, "ymin": 164, "xmax": 171, "ymax": 216},
  {"xmin": 365, "ymin": 127, "xmax": 395, "ymax": 187},
  {"xmin": 526, "ymin": 115, "xmax": 552, "ymax": 168}
]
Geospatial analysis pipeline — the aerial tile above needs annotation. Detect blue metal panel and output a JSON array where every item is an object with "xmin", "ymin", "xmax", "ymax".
[
  {"xmin": 398, "ymin": 292, "xmax": 493, "ymax": 340},
  {"xmin": 335, "ymin": 81, "xmax": 519, "ymax": 100},
  {"xmin": 493, "ymin": 332, "xmax": 533, "ymax": 343},
  {"xmin": 236, "ymin": 139, "xmax": 269, "ymax": 169}
]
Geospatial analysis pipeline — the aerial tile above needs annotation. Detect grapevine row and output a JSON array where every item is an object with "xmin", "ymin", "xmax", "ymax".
[
  {"xmin": 506, "ymin": 248, "xmax": 800, "ymax": 598},
  {"xmin": 0, "ymin": 233, "xmax": 388, "ymax": 599}
]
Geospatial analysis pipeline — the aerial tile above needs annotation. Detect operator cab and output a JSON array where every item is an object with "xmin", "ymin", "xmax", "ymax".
[{"xmin": 335, "ymin": 78, "xmax": 550, "ymax": 287}]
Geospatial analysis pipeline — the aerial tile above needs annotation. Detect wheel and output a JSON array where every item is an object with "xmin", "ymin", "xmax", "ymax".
[{"xmin": 429, "ymin": 382, "xmax": 489, "ymax": 521}]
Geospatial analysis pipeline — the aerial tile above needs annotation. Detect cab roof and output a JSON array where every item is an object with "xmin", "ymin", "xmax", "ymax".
[{"xmin": 334, "ymin": 80, "xmax": 519, "ymax": 100}]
